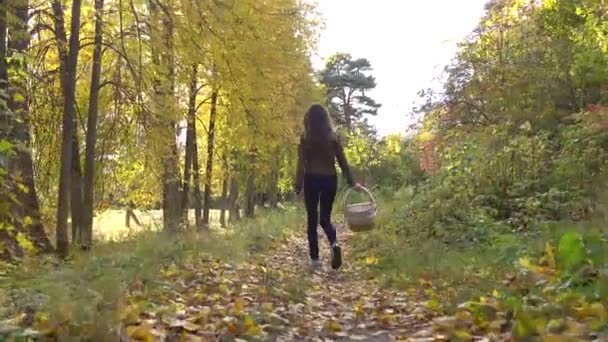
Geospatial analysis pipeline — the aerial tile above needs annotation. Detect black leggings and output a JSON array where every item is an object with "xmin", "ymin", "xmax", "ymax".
[{"xmin": 304, "ymin": 174, "xmax": 337, "ymax": 260}]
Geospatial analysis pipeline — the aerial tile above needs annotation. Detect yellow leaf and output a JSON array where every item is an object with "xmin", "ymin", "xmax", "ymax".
[
  {"xmin": 126, "ymin": 325, "xmax": 155, "ymax": 342},
  {"xmin": 575, "ymin": 302, "xmax": 606, "ymax": 321},
  {"xmin": 34, "ymin": 312, "xmax": 56, "ymax": 335},
  {"xmin": 257, "ymin": 287, "xmax": 268, "ymax": 296},
  {"xmin": 23, "ymin": 216, "xmax": 33, "ymax": 226},
  {"xmin": 545, "ymin": 242, "xmax": 556, "ymax": 269},
  {"xmin": 589, "ymin": 318, "xmax": 605, "ymax": 331},
  {"xmin": 492, "ymin": 289, "xmax": 500, "ymax": 298},
  {"xmin": 162, "ymin": 264, "xmax": 179, "ymax": 277},
  {"xmin": 192, "ymin": 292, "xmax": 206, "ymax": 302},
  {"xmin": 14, "ymin": 92, "xmax": 25, "ymax": 102},
  {"xmin": 519, "ymin": 256, "xmax": 533, "ymax": 269},
  {"xmin": 514, "ymin": 319, "xmax": 532, "ymax": 338},
  {"xmin": 354, "ymin": 301, "xmax": 365, "ymax": 317},
  {"xmin": 365, "ymin": 255, "xmax": 379, "ymax": 265},
  {"xmin": 418, "ymin": 278, "xmax": 432, "ymax": 287},
  {"xmin": 193, "ymin": 306, "xmax": 211, "ymax": 325},
  {"xmin": 454, "ymin": 329, "xmax": 472, "ymax": 340},
  {"xmin": 261, "ymin": 302, "xmax": 273, "ymax": 312},
  {"xmin": 324, "ymin": 320, "xmax": 342, "ymax": 332},
  {"xmin": 379, "ymin": 312, "xmax": 395, "ymax": 325},
  {"xmin": 534, "ymin": 317, "xmax": 548, "ymax": 335},
  {"xmin": 243, "ymin": 315, "xmax": 261, "ymax": 336},
  {"xmin": 426, "ymin": 299, "xmax": 441, "ymax": 312},
  {"xmin": 234, "ymin": 298, "xmax": 244, "ymax": 316},
  {"xmin": 183, "ymin": 321, "xmax": 201, "ymax": 332},
  {"xmin": 519, "ymin": 256, "xmax": 556, "ymax": 277},
  {"xmin": 120, "ymin": 305, "xmax": 140, "ymax": 325},
  {"xmin": 16, "ymin": 233, "xmax": 35, "ymax": 255},
  {"xmin": 590, "ymin": 302, "xmax": 607, "ymax": 321},
  {"xmin": 244, "ymin": 315, "xmax": 256, "ymax": 330},
  {"xmin": 455, "ymin": 310, "xmax": 473, "ymax": 323},
  {"xmin": 543, "ymin": 335, "xmax": 571, "ymax": 342}
]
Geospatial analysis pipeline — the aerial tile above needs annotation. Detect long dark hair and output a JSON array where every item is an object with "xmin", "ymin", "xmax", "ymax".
[{"xmin": 304, "ymin": 103, "xmax": 334, "ymax": 142}]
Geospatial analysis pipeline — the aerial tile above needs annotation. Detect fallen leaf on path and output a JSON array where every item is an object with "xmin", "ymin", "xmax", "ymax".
[{"xmin": 126, "ymin": 324, "xmax": 155, "ymax": 342}]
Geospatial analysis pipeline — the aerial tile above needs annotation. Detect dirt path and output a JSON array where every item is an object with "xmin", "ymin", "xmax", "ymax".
[
  {"xmin": 260, "ymin": 224, "xmax": 433, "ymax": 341},
  {"xmin": 119, "ymin": 224, "xmax": 436, "ymax": 341}
]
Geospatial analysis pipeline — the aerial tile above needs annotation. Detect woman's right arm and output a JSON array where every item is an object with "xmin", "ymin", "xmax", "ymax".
[{"xmin": 335, "ymin": 136, "xmax": 355, "ymax": 187}]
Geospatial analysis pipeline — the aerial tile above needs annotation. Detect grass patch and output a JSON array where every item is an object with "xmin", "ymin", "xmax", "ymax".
[
  {"xmin": 352, "ymin": 232, "xmax": 510, "ymax": 309},
  {"xmin": 0, "ymin": 205, "xmax": 302, "ymax": 338},
  {"xmin": 91, "ymin": 209, "xmax": 223, "ymax": 241},
  {"xmin": 349, "ymin": 196, "xmax": 608, "ymax": 312}
]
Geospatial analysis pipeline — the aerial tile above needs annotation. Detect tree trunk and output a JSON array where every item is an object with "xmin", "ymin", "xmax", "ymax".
[
  {"xmin": 70, "ymin": 127, "xmax": 84, "ymax": 244},
  {"xmin": 0, "ymin": 1, "xmax": 6, "ymax": 93},
  {"xmin": 219, "ymin": 175, "xmax": 228, "ymax": 227},
  {"xmin": 182, "ymin": 65, "xmax": 197, "ymax": 227},
  {"xmin": 82, "ymin": 0, "xmax": 105, "ymax": 249},
  {"xmin": 182, "ymin": 121, "xmax": 193, "ymax": 222},
  {"xmin": 202, "ymin": 90, "xmax": 218, "ymax": 226},
  {"xmin": 189, "ymin": 67, "xmax": 202, "ymax": 229},
  {"xmin": 148, "ymin": 0, "xmax": 180, "ymax": 232},
  {"xmin": 344, "ymin": 102, "xmax": 352, "ymax": 130},
  {"xmin": 228, "ymin": 176, "xmax": 240, "ymax": 222},
  {"xmin": 268, "ymin": 151, "xmax": 280, "ymax": 208},
  {"xmin": 166, "ymin": 19, "xmax": 181, "ymax": 232},
  {"xmin": 52, "ymin": 0, "xmax": 83, "ymax": 258},
  {"xmin": 8, "ymin": 0, "xmax": 52, "ymax": 253},
  {"xmin": 245, "ymin": 165, "xmax": 255, "ymax": 218},
  {"xmin": 192, "ymin": 132, "xmax": 202, "ymax": 228},
  {"xmin": 0, "ymin": 0, "xmax": 52, "ymax": 260},
  {"xmin": 162, "ymin": 143, "xmax": 181, "ymax": 232},
  {"xmin": 269, "ymin": 171, "xmax": 279, "ymax": 208}
]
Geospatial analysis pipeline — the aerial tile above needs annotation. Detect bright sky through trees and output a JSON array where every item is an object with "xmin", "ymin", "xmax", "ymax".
[{"xmin": 311, "ymin": 0, "xmax": 488, "ymax": 135}]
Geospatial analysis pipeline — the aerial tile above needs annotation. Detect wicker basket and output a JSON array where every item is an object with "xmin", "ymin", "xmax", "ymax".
[{"xmin": 343, "ymin": 186, "xmax": 377, "ymax": 232}]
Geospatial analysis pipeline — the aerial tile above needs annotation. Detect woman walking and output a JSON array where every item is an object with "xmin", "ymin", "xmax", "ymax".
[{"xmin": 294, "ymin": 103, "xmax": 360, "ymax": 270}]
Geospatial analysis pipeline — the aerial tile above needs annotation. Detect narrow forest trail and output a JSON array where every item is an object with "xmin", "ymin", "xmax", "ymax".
[
  {"xmin": 119, "ymin": 224, "xmax": 440, "ymax": 342},
  {"xmin": 262, "ymin": 224, "xmax": 433, "ymax": 341}
]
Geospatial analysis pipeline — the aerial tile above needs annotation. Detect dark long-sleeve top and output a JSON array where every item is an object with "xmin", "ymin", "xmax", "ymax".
[{"xmin": 294, "ymin": 133, "xmax": 354, "ymax": 191}]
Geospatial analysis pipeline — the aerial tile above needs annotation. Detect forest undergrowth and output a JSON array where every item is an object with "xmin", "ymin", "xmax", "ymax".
[{"xmin": 0, "ymin": 208, "xmax": 303, "ymax": 340}]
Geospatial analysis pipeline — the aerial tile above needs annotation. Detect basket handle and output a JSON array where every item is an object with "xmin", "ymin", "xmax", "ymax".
[{"xmin": 342, "ymin": 185, "xmax": 376, "ymax": 210}]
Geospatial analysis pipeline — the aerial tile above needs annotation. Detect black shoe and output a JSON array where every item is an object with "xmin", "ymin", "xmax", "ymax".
[{"xmin": 331, "ymin": 245, "xmax": 342, "ymax": 270}]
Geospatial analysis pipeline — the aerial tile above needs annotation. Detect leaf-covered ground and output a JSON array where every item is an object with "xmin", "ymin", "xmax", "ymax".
[
  {"xmin": 3, "ymin": 220, "xmax": 606, "ymax": 341},
  {"xmin": 114, "ymin": 226, "xmax": 608, "ymax": 341},
  {"xmin": 114, "ymin": 225, "xmax": 438, "ymax": 341}
]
